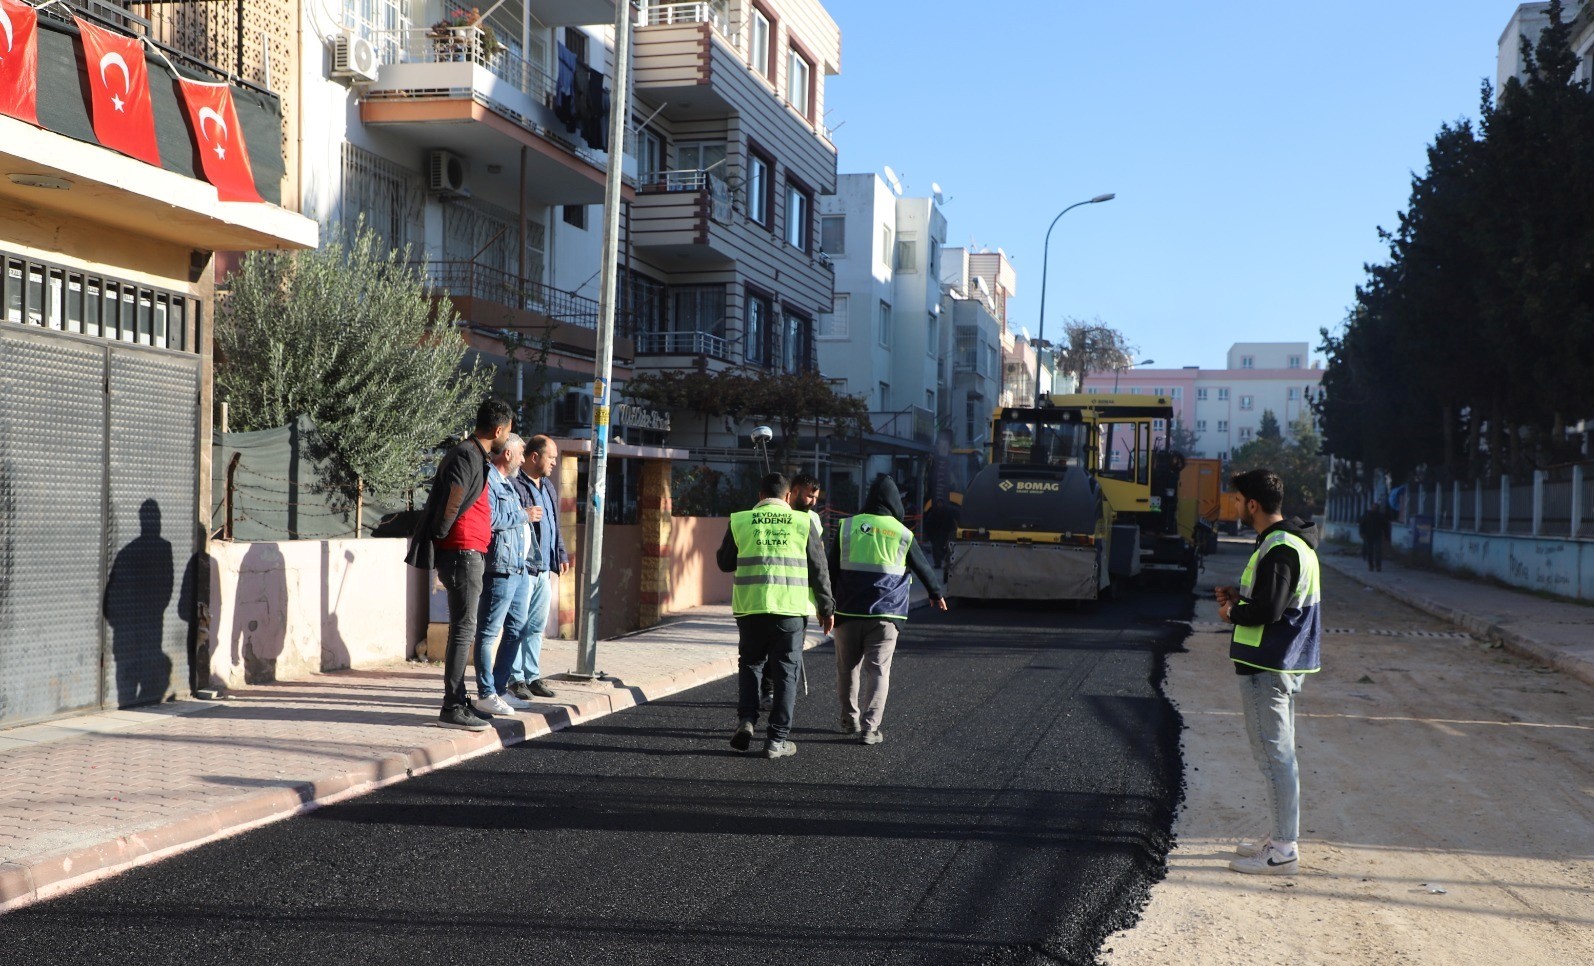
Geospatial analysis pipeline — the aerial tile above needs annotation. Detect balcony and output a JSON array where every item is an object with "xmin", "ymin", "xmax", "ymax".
[
  {"xmin": 635, "ymin": 329, "xmax": 731, "ymax": 360},
  {"xmin": 630, "ymin": 169, "xmax": 739, "ymax": 267},
  {"xmin": 359, "ymin": 26, "xmax": 634, "ymax": 206},
  {"xmin": 868, "ymin": 407, "xmax": 937, "ymax": 446},
  {"xmin": 420, "ymin": 260, "xmax": 635, "ymax": 359}
]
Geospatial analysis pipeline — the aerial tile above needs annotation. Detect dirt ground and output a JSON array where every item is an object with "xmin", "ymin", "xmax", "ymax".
[{"xmin": 1101, "ymin": 541, "xmax": 1594, "ymax": 966}]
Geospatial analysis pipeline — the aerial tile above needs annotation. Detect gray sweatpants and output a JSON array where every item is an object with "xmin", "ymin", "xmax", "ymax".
[{"xmin": 834, "ymin": 618, "xmax": 901, "ymax": 734}]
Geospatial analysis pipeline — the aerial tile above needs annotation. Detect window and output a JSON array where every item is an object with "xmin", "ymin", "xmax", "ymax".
[
  {"xmin": 781, "ymin": 310, "xmax": 811, "ymax": 372},
  {"xmin": 563, "ymin": 27, "xmax": 588, "ymax": 65},
  {"xmin": 1217, "ymin": 387, "xmax": 1230, "ymax": 401},
  {"xmin": 670, "ymin": 284, "xmax": 727, "ymax": 337},
  {"xmin": 744, "ymin": 289, "xmax": 772, "ymax": 365},
  {"xmin": 1287, "ymin": 387, "xmax": 1301, "ymax": 401},
  {"xmin": 926, "ymin": 313, "xmax": 937, "ymax": 356},
  {"xmin": 926, "ymin": 389, "xmax": 935, "ymax": 411},
  {"xmin": 1196, "ymin": 419, "xmax": 1207, "ymax": 432},
  {"xmin": 746, "ymin": 151, "xmax": 772, "ymax": 227},
  {"xmin": 820, "ymin": 215, "xmax": 845, "ymax": 255},
  {"xmin": 1217, "ymin": 420, "xmax": 1229, "ymax": 432},
  {"xmin": 635, "ymin": 125, "xmax": 663, "ymax": 183},
  {"xmin": 676, "ymin": 141, "xmax": 727, "ymax": 174},
  {"xmin": 1240, "ymin": 355, "xmax": 1254, "ymax": 369},
  {"xmin": 784, "ymin": 181, "xmax": 811, "ymax": 251},
  {"xmin": 563, "ymin": 205, "xmax": 587, "ymax": 229},
  {"xmin": 787, "ymin": 47, "xmax": 812, "ymax": 118},
  {"xmin": 1239, "ymin": 427, "xmax": 1254, "ymax": 441},
  {"xmin": 749, "ymin": 7, "xmax": 771, "ymax": 77},
  {"xmin": 880, "ymin": 224, "xmax": 893, "ymax": 267},
  {"xmin": 1239, "ymin": 394, "xmax": 1254, "ymax": 410},
  {"xmin": 1196, "ymin": 387, "xmax": 1208, "ymax": 401},
  {"xmin": 818, "ymin": 293, "xmax": 849, "ymax": 339},
  {"xmin": 1288, "ymin": 354, "xmax": 1302, "ymax": 369},
  {"xmin": 878, "ymin": 300, "xmax": 892, "ymax": 347},
  {"xmin": 1171, "ymin": 387, "xmax": 1183, "ymax": 399},
  {"xmin": 878, "ymin": 382, "xmax": 890, "ymax": 410},
  {"xmin": 1, "ymin": 249, "xmax": 194, "ymax": 351},
  {"xmin": 894, "ymin": 238, "xmax": 917, "ymax": 272}
]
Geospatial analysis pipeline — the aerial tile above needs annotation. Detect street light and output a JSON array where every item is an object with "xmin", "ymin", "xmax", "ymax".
[
  {"xmin": 1113, "ymin": 358, "xmax": 1155, "ymax": 392},
  {"xmin": 1035, "ymin": 192, "xmax": 1115, "ymax": 407}
]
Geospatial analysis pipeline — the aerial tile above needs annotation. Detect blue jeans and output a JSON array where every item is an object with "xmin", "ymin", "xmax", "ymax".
[
  {"xmin": 736, "ymin": 614, "xmax": 805, "ymax": 742},
  {"xmin": 509, "ymin": 570, "xmax": 554, "ymax": 685},
  {"xmin": 1239, "ymin": 671, "xmax": 1305, "ymax": 843},
  {"xmin": 475, "ymin": 571, "xmax": 531, "ymax": 698}
]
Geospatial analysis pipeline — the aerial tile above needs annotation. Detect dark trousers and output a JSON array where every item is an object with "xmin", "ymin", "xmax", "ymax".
[
  {"xmin": 436, "ymin": 549, "xmax": 485, "ymax": 711},
  {"xmin": 737, "ymin": 614, "xmax": 805, "ymax": 741},
  {"xmin": 1365, "ymin": 538, "xmax": 1383, "ymax": 571}
]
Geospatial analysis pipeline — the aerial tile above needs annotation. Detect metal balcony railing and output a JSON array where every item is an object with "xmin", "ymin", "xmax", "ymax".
[
  {"xmin": 373, "ymin": 27, "xmax": 556, "ymax": 105},
  {"xmin": 635, "ymin": 169, "xmax": 735, "ymax": 223},
  {"xmin": 419, "ymin": 260, "xmax": 632, "ymax": 334},
  {"xmin": 868, "ymin": 406, "xmax": 937, "ymax": 445},
  {"xmin": 636, "ymin": 1, "xmax": 737, "ymax": 43},
  {"xmin": 636, "ymin": 330, "xmax": 731, "ymax": 359}
]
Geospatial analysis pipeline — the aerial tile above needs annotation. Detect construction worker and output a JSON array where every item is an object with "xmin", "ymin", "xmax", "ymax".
[
  {"xmin": 759, "ymin": 471, "xmax": 826, "ymax": 711},
  {"xmin": 829, "ymin": 475, "xmax": 947, "ymax": 745},
  {"xmin": 716, "ymin": 472, "xmax": 835, "ymax": 759}
]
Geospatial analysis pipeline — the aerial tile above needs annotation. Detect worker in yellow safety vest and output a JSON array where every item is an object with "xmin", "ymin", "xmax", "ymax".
[{"xmin": 716, "ymin": 472, "xmax": 835, "ymax": 759}]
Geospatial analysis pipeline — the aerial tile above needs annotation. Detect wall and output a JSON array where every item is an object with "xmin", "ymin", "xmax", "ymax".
[
  {"xmin": 667, "ymin": 516, "xmax": 734, "ymax": 611},
  {"xmin": 207, "ymin": 538, "xmax": 427, "ymax": 691},
  {"xmin": 1369, "ymin": 520, "xmax": 1594, "ymax": 601}
]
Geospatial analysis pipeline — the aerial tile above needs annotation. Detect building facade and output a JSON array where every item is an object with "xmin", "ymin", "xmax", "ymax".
[
  {"xmin": 0, "ymin": 1, "xmax": 315, "ymax": 726},
  {"xmin": 1082, "ymin": 342, "xmax": 1323, "ymax": 460}
]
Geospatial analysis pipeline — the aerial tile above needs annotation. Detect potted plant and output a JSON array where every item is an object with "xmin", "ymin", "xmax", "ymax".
[{"xmin": 429, "ymin": 7, "xmax": 502, "ymax": 62}]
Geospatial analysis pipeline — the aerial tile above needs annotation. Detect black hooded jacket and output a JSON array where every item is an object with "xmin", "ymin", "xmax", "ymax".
[{"xmin": 827, "ymin": 475, "xmax": 944, "ymax": 621}]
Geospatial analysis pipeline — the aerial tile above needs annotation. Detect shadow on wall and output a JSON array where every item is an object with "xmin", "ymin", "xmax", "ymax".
[
  {"xmin": 103, "ymin": 499, "xmax": 174, "ymax": 707},
  {"xmin": 230, "ymin": 542, "xmax": 289, "ymax": 684},
  {"xmin": 320, "ymin": 543, "xmax": 354, "ymax": 672}
]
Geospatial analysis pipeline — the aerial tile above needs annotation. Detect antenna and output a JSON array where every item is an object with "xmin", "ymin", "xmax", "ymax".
[{"xmin": 882, "ymin": 165, "xmax": 904, "ymax": 197}]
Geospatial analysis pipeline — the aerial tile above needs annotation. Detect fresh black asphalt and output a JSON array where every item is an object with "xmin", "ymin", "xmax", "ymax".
[{"xmin": 6, "ymin": 588, "xmax": 1190, "ymax": 966}]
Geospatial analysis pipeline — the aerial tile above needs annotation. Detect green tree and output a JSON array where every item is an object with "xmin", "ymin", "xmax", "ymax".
[
  {"xmin": 216, "ymin": 226, "xmax": 492, "ymax": 509},
  {"xmin": 1229, "ymin": 414, "xmax": 1329, "ymax": 518},
  {"xmin": 1257, "ymin": 409, "xmax": 1282, "ymax": 440},
  {"xmin": 1052, "ymin": 317, "xmax": 1135, "ymax": 391}
]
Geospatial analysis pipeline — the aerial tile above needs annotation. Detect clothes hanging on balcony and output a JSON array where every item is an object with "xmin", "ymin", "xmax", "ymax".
[
  {"xmin": 575, "ymin": 63, "xmax": 610, "ymax": 151},
  {"xmin": 554, "ymin": 43, "xmax": 579, "ymax": 132}
]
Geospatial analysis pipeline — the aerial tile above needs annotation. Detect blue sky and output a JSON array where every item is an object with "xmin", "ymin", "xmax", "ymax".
[{"xmin": 823, "ymin": 1, "xmax": 1526, "ymax": 370}]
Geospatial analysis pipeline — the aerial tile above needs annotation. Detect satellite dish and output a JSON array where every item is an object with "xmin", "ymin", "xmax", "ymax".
[
  {"xmin": 882, "ymin": 165, "xmax": 904, "ymax": 197},
  {"xmin": 931, "ymin": 182, "xmax": 944, "ymax": 204}
]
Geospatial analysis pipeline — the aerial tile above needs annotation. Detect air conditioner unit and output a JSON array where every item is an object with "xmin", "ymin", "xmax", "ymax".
[
  {"xmin": 331, "ymin": 31, "xmax": 379, "ymax": 82},
  {"xmin": 559, "ymin": 388, "xmax": 594, "ymax": 426},
  {"xmin": 426, "ymin": 150, "xmax": 471, "ymax": 199}
]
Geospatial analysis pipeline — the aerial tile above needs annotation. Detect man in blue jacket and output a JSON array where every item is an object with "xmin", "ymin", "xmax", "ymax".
[
  {"xmin": 1215, "ymin": 468, "xmax": 1322, "ymax": 876},
  {"xmin": 505, "ymin": 434, "xmax": 569, "ymax": 702},
  {"xmin": 473, "ymin": 435, "xmax": 533, "ymax": 717}
]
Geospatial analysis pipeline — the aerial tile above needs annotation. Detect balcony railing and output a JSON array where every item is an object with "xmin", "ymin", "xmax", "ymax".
[
  {"xmin": 419, "ymin": 260, "xmax": 633, "ymax": 335},
  {"xmin": 636, "ymin": 330, "xmax": 731, "ymax": 359},
  {"xmin": 868, "ymin": 406, "xmax": 937, "ymax": 445},
  {"xmin": 373, "ymin": 27, "xmax": 556, "ymax": 106},
  {"xmin": 637, "ymin": 1, "xmax": 736, "ymax": 43},
  {"xmin": 635, "ymin": 169, "xmax": 735, "ymax": 224}
]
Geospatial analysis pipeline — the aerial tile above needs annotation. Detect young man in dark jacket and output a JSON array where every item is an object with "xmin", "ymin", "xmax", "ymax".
[
  {"xmin": 1214, "ymin": 468, "xmax": 1322, "ymax": 875},
  {"xmin": 406, "ymin": 398, "xmax": 514, "ymax": 731},
  {"xmin": 828, "ymin": 475, "xmax": 946, "ymax": 745}
]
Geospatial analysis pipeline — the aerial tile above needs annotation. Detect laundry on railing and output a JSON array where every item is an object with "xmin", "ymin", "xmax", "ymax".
[{"xmin": 555, "ymin": 43, "xmax": 579, "ymax": 130}]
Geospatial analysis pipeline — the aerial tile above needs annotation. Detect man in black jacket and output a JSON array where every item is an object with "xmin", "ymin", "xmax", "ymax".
[{"xmin": 407, "ymin": 398, "xmax": 514, "ymax": 730}]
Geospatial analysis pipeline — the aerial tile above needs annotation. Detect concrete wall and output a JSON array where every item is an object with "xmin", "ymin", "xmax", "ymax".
[
  {"xmin": 1389, "ymin": 523, "xmax": 1594, "ymax": 600},
  {"xmin": 668, "ymin": 516, "xmax": 734, "ymax": 611},
  {"xmin": 208, "ymin": 538, "xmax": 427, "ymax": 691}
]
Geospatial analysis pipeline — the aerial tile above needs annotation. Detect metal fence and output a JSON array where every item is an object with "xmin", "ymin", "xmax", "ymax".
[{"xmin": 1330, "ymin": 464, "xmax": 1594, "ymax": 539}]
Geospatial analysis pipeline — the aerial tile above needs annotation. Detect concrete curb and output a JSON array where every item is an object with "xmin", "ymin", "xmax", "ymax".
[
  {"xmin": 0, "ymin": 637, "xmax": 792, "ymax": 915},
  {"xmin": 1322, "ymin": 557, "xmax": 1594, "ymax": 688}
]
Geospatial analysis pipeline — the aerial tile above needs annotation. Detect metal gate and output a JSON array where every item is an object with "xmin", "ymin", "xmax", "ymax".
[{"xmin": 0, "ymin": 326, "xmax": 199, "ymax": 727}]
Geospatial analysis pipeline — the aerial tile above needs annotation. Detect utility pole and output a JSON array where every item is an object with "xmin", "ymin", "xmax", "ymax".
[{"xmin": 573, "ymin": 1, "xmax": 633, "ymax": 679}]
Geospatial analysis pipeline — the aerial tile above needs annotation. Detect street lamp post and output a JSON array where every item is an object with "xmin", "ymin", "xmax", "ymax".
[
  {"xmin": 1113, "ymin": 358, "xmax": 1155, "ymax": 392},
  {"xmin": 1035, "ymin": 192, "xmax": 1115, "ymax": 407}
]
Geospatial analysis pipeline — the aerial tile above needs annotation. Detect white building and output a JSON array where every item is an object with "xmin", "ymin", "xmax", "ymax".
[
  {"xmin": 1082, "ymin": 342, "xmax": 1324, "ymax": 460},
  {"xmin": 1498, "ymin": 3, "xmax": 1594, "ymax": 90}
]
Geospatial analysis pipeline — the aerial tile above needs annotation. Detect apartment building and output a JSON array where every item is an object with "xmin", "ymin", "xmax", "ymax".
[
  {"xmin": 816, "ymin": 173, "xmax": 945, "ymax": 488},
  {"xmin": 939, "ymin": 249, "xmax": 1005, "ymax": 481},
  {"xmin": 0, "ymin": 0, "xmax": 315, "ymax": 725},
  {"xmin": 1082, "ymin": 342, "xmax": 1323, "ymax": 460}
]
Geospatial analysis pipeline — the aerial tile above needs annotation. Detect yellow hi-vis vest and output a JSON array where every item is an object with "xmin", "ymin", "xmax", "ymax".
[
  {"xmin": 729, "ymin": 504, "xmax": 813, "ymax": 617},
  {"xmin": 835, "ymin": 513, "xmax": 915, "ymax": 619},
  {"xmin": 1231, "ymin": 529, "xmax": 1323, "ymax": 673}
]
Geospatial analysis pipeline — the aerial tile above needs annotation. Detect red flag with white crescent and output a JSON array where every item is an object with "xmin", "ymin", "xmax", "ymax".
[
  {"xmin": 0, "ymin": 0, "xmax": 40, "ymax": 126},
  {"xmin": 176, "ymin": 77, "xmax": 261, "ymax": 202},
  {"xmin": 73, "ymin": 16, "xmax": 161, "ymax": 166}
]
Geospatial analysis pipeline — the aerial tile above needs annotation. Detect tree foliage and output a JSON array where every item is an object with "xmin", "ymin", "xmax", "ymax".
[
  {"xmin": 1229, "ymin": 413, "xmax": 1330, "ymax": 518},
  {"xmin": 1051, "ymin": 317, "xmax": 1135, "ymax": 391},
  {"xmin": 624, "ymin": 368, "xmax": 873, "ymax": 465},
  {"xmin": 216, "ymin": 226, "xmax": 492, "ymax": 508},
  {"xmin": 1318, "ymin": 0, "xmax": 1594, "ymax": 482}
]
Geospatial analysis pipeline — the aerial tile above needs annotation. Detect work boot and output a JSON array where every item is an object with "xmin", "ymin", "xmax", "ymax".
[
  {"xmin": 763, "ymin": 738, "xmax": 797, "ymax": 759},
  {"xmin": 729, "ymin": 721, "xmax": 755, "ymax": 752}
]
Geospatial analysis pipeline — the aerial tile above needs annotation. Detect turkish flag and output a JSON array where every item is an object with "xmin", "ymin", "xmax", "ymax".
[
  {"xmin": 176, "ymin": 77, "xmax": 262, "ymax": 202},
  {"xmin": 74, "ymin": 16, "xmax": 160, "ymax": 166},
  {"xmin": 0, "ymin": 0, "xmax": 39, "ymax": 126}
]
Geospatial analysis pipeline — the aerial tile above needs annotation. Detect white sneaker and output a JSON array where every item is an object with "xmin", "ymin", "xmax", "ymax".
[
  {"xmin": 1229, "ymin": 841, "xmax": 1299, "ymax": 875},
  {"xmin": 500, "ymin": 692, "xmax": 533, "ymax": 710},
  {"xmin": 472, "ymin": 694, "xmax": 516, "ymax": 717},
  {"xmin": 1235, "ymin": 833, "xmax": 1271, "ymax": 858}
]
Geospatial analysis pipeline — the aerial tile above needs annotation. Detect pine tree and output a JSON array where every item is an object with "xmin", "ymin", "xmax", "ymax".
[{"xmin": 216, "ymin": 226, "xmax": 492, "ymax": 509}]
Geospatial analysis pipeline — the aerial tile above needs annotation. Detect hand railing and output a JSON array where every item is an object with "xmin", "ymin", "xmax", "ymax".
[
  {"xmin": 636, "ymin": 330, "xmax": 731, "ymax": 359},
  {"xmin": 417, "ymin": 260, "xmax": 634, "ymax": 335}
]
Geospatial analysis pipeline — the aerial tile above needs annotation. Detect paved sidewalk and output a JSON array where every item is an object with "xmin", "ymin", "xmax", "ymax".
[
  {"xmin": 1320, "ymin": 548, "xmax": 1594, "ymax": 686},
  {"xmin": 0, "ymin": 603, "xmax": 844, "ymax": 914}
]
